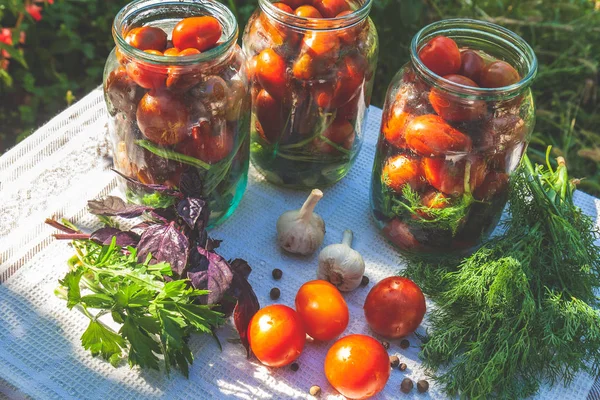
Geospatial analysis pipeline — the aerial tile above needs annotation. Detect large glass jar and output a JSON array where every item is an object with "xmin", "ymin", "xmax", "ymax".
[
  {"xmin": 370, "ymin": 19, "xmax": 538, "ymax": 255},
  {"xmin": 103, "ymin": 0, "xmax": 250, "ymax": 227},
  {"xmin": 242, "ymin": 0, "xmax": 378, "ymax": 188}
]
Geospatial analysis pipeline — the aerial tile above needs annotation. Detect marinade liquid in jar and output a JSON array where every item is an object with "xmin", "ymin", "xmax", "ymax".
[
  {"xmin": 242, "ymin": 0, "xmax": 378, "ymax": 188},
  {"xmin": 103, "ymin": 0, "xmax": 250, "ymax": 227},
  {"xmin": 370, "ymin": 19, "xmax": 537, "ymax": 255}
]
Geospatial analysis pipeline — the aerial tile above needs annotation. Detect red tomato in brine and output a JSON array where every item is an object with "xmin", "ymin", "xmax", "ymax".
[
  {"xmin": 295, "ymin": 5, "xmax": 323, "ymax": 18},
  {"xmin": 177, "ymin": 123, "xmax": 233, "ymax": 164},
  {"xmin": 248, "ymin": 305, "xmax": 306, "ymax": 367},
  {"xmin": 295, "ymin": 280, "xmax": 349, "ymax": 341},
  {"xmin": 136, "ymin": 91, "xmax": 188, "ymax": 146},
  {"xmin": 459, "ymin": 49, "xmax": 486, "ymax": 84},
  {"xmin": 404, "ymin": 114, "xmax": 472, "ymax": 156},
  {"xmin": 429, "ymin": 74, "xmax": 487, "ymax": 122},
  {"xmin": 480, "ymin": 60, "xmax": 520, "ymax": 88},
  {"xmin": 172, "ymin": 16, "xmax": 222, "ymax": 52},
  {"xmin": 256, "ymin": 48, "xmax": 287, "ymax": 100},
  {"xmin": 324, "ymin": 335, "xmax": 391, "ymax": 399},
  {"xmin": 418, "ymin": 36, "xmax": 461, "ymax": 77},
  {"xmin": 382, "ymin": 154, "xmax": 422, "ymax": 193},
  {"xmin": 363, "ymin": 277, "xmax": 426, "ymax": 339}
]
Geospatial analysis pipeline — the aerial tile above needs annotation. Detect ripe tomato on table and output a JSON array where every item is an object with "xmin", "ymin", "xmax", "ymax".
[
  {"xmin": 324, "ymin": 334, "xmax": 391, "ymax": 399},
  {"xmin": 248, "ymin": 304, "xmax": 306, "ymax": 367},
  {"xmin": 295, "ymin": 280, "xmax": 349, "ymax": 341},
  {"xmin": 363, "ymin": 276, "xmax": 426, "ymax": 339}
]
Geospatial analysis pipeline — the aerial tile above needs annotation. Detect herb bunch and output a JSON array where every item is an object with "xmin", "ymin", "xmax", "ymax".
[
  {"xmin": 48, "ymin": 170, "xmax": 259, "ymax": 376},
  {"xmin": 403, "ymin": 150, "xmax": 600, "ymax": 399}
]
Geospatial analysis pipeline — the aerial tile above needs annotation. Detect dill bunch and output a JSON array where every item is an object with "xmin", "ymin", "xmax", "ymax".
[{"xmin": 403, "ymin": 150, "xmax": 600, "ymax": 399}]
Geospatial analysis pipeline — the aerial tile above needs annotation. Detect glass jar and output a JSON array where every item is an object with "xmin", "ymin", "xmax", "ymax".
[
  {"xmin": 103, "ymin": 0, "xmax": 250, "ymax": 227},
  {"xmin": 370, "ymin": 19, "xmax": 537, "ymax": 255},
  {"xmin": 242, "ymin": 0, "xmax": 378, "ymax": 188}
]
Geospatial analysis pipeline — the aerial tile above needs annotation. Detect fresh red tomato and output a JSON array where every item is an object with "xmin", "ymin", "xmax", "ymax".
[
  {"xmin": 313, "ymin": 118, "xmax": 355, "ymax": 153},
  {"xmin": 324, "ymin": 334, "xmax": 390, "ymax": 399},
  {"xmin": 295, "ymin": 280, "xmax": 349, "ymax": 341},
  {"xmin": 459, "ymin": 49, "xmax": 486, "ymax": 84},
  {"xmin": 382, "ymin": 154, "xmax": 423, "ymax": 193},
  {"xmin": 295, "ymin": 5, "xmax": 323, "ymax": 18},
  {"xmin": 136, "ymin": 91, "xmax": 189, "ymax": 146},
  {"xmin": 418, "ymin": 36, "xmax": 461, "ymax": 77},
  {"xmin": 272, "ymin": 2, "xmax": 294, "ymax": 13},
  {"xmin": 248, "ymin": 305, "xmax": 306, "ymax": 367},
  {"xmin": 255, "ymin": 89, "xmax": 283, "ymax": 144},
  {"xmin": 404, "ymin": 114, "xmax": 472, "ymax": 156},
  {"xmin": 473, "ymin": 170, "xmax": 509, "ymax": 201},
  {"xmin": 256, "ymin": 48, "xmax": 287, "ymax": 100},
  {"xmin": 125, "ymin": 26, "xmax": 167, "ymax": 51},
  {"xmin": 422, "ymin": 156, "xmax": 486, "ymax": 196},
  {"xmin": 364, "ymin": 277, "xmax": 426, "ymax": 339},
  {"xmin": 314, "ymin": 0, "xmax": 351, "ymax": 18},
  {"xmin": 480, "ymin": 60, "xmax": 520, "ymax": 88},
  {"xmin": 126, "ymin": 52, "xmax": 167, "ymax": 89},
  {"xmin": 429, "ymin": 74, "xmax": 487, "ymax": 122},
  {"xmin": 383, "ymin": 219, "xmax": 421, "ymax": 251},
  {"xmin": 177, "ymin": 122, "xmax": 233, "ymax": 164},
  {"xmin": 172, "ymin": 16, "xmax": 222, "ymax": 52}
]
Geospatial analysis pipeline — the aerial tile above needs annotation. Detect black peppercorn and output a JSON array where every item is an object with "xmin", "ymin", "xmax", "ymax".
[
  {"xmin": 290, "ymin": 362, "xmax": 299, "ymax": 372},
  {"xmin": 381, "ymin": 340, "xmax": 390, "ymax": 350},
  {"xmin": 389, "ymin": 355, "xmax": 400, "ymax": 368},
  {"xmin": 399, "ymin": 362, "xmax": 407, "ymax": 371},
  {"xmin": 270, "ymin": 287, "xmax": 280, "ymax": 300},
  {"xmin": 400, "ymin": 378, "xmax": 413, "ymax": 394},
  {"xmin": 360, "ymin": 275, "xmax": 369, "ymax": 287},
  {"xmin": 417, "ymin": 380, "xmax": 429, "ymax": 393},
  {"xmin": 400, "ymin": 339, "xmax": 410, "ymax": 349},
  {"xmin": 272, "ymin": 268, "xmax": 283, "ymax": 280},
  {"xmin": 309, "ymin": 385, "xmax": 321, "ymax": 396}
]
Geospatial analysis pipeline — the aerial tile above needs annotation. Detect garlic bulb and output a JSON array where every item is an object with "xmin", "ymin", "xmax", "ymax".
[
  {"xmin": 276, "ymin": 189, "xmax": 325, "ymax": 255},
  {"xmin": 317, "ymin": 229, "xmax": 365, "ymax": 292}
]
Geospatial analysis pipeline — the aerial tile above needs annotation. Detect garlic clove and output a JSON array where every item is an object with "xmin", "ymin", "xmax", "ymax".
[
  {"xmin": 317, "ymin": 230, "xmax": 365, "ymax": 292},
  {"xmin": 276, "ymin": 189, "xmax": 326, "ymax": 256}
]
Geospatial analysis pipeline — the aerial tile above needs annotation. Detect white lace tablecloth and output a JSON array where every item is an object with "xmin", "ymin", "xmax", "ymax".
[{"xmin": 1, "ymin": 87, "xmax": 599, "ymax": 400}]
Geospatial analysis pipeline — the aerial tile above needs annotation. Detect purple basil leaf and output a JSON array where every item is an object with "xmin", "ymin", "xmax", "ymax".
[
  {"xmin": 186, "ymin": 248, "xmax": 233, "ymax": 305},
  {"xmin": 88, "ymin": 196, "xmax": 152, "ymax": 218},
  {"xmin": 90, "ymin": 227, "xmax": 140, "ymax": 247},
  {"xmin": 229, "ymin": 259, "xmax": 252, "ymax": 280},
  {"xmin": 179, "ymin": 170, "xmax": 204, "ymax": 199},
  {"xmin": 146, "ymin": 208, "xmax": 178, "ymax": 224},
  {"xmin": 112, "ymin": 169, "xmax": 180, "ymax": 196},
  {"xmin": 137, "ymin": 222, "xmax": 189, "ymax": 275},
  {"xmin": 176, "ymin": 198, "xmax": 208, "ymax": 230},
  {"xmin": 233, "ymin": 276, "xmax": 260, "ymax": 358}
]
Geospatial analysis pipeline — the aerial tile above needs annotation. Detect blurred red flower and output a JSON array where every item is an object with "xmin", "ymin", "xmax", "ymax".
[{"xmin": 26, "ymin": 4, "xmax": 43, "ymax": 21}]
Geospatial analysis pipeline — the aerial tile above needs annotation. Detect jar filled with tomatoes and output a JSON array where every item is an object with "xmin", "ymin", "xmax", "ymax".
[
  {"xmin": 104, "ymin": 0, "xmax": 250, "ymax": 227},
  {"xmin": 242, "ymin": 0, "xmax": 378, "ymax": 188},
  {"xmin": 370, "ymin": 19, "xmax": 537, "ymax": 254}
]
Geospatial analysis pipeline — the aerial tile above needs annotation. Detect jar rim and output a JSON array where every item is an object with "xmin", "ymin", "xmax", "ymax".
[
  {"xmin": 410, "ymin": 18, "xmax": 538, "ymax": 99},
  {"xmin": 258, "ymin": 0, "xmax": 372, "ymax": 31},
  {"xmin": 113, "ymin": 0, "xmax": 238, "ymax": 66}
]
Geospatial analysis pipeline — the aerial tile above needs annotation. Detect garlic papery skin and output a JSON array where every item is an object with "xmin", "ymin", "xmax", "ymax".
[
  {"xmin": 317, "ymin": 229, "xmax": 365, "ymax": 292},
  {"xmin": 276, "ymin": 189, "xmax": 326, "ymax": 256}
]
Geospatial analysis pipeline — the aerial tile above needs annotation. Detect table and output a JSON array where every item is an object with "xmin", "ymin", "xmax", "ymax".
[{"xmin": 1, "ymin": 87, "xmax": 599, "ymax": 399}]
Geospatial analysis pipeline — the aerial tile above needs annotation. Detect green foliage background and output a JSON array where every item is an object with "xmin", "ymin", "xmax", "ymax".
[{"xmin": 1, "ymin": 0, "xmax": 599, "ymax": 195}]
